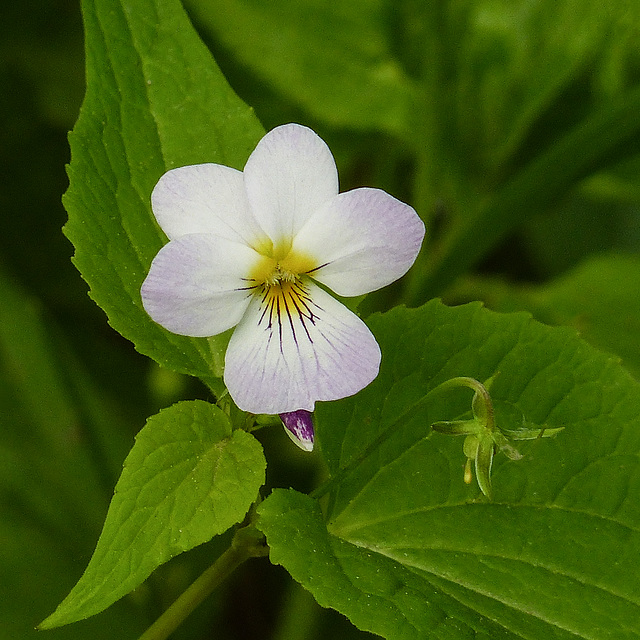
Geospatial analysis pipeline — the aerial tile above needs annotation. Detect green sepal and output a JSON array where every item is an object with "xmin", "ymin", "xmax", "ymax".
[
  {"xmin": 430, "ymin": 375, "xmax": 563, "ymax": 499},
  {"xmin": 431, "ymin": 419, "xmax": 478, "ymax": 435},
  {"xmin": 474, "ymin": 434, "xmax": 496, "ymax": 500},
  {"xmin": 505, "ymin": 426, "xmax": 566, "ymax": 440}
]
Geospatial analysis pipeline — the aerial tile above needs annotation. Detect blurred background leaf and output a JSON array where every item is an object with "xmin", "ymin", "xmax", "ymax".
[
  {"xmin": 0, "ymin": 265, "xmax": 146, "ymax": 638},
  {"xmin": 184, "ymin": 0, "xmax": 417, "ymax": 138}
]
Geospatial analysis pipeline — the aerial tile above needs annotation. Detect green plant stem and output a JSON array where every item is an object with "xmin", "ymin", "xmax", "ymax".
[{"xmin": 138, "ymin": 527, "xmax": 268, "ymax": 640}]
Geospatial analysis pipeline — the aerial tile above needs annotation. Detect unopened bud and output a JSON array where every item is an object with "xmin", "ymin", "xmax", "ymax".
[{"xmin": 280, "ymin": 410, "xmax": 315, "ymax": 452}]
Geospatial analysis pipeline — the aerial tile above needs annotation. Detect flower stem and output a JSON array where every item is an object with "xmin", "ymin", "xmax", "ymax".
[
  {"xmin": 310, "ymin": 376, "xmax": 494, "ymax": 501},
  {"xmin": 137, "ymin": 526, "xmax": 268, "ymax": 640}
]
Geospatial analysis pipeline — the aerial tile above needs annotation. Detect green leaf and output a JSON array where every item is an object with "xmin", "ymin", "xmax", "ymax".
[
  {"xmin": 408, "ymin": 82, "xmax": 640, "ymax": 301},
  {"xmin": 185, "ymin": 0, "xmax": 415, "ymax": 137},
  {"xmin": 41, "ymin": 400, "xmax": 266, "ymax": 629},
  {"xmin": 64, "ymin": 0, "xmax": 264, "ymax": 383},
  {"xmin": 259, "ymin": 300, "xmax": 640, "ymax": 639},
  {"xmin": 452, "ymin": 253, "xmax": 640, "ymax": 378},
  {"xmin": 259, "ymin": 489, "xmax": 520, "ymax": 640}
]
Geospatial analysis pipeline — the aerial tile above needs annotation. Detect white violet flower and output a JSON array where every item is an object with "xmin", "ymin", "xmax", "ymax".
[{"xmin": 141, "ymin": 123, "xmax": 424, "ymax": 418}]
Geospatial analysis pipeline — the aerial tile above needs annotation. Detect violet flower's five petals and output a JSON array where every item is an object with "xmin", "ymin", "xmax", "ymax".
[{"xmin": 141, "ymin": 123, "xmax": 425, "ymax": 418}]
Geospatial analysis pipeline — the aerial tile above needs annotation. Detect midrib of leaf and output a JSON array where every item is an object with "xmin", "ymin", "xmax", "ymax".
[
  {"xmin": 423, "ymin": 558, "xmax": 637, "ymax": 640},
  {"xmin": 113, "ymin": 2, "xmax": 169, "ymax": 189},
  {"xmin": 68, "ymin": 0, "xmax": 163, "ymax": 268},
  {"xmin": 335, "ymin": 505, "xmax": 638, "ymax": 640},
  {"xmin": 326, "ymin": 414, "xmax": 631, "ymax": 537},
  {"xmin": 332, "ymin": 501, "xmax": 640, "ymax": 556},
  {"xmin": 260, "ymin": 491, "xmax": 582, "ymax": 640},
  {"xmin": 90, "ymin": 0, "xmax": 172, "ymax": 274},
  {"xmin": 421, "ymin": 571, "xmax": 585, "ymax": 640}
]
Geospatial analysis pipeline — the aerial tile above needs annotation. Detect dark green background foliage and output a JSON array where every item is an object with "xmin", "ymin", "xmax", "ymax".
[{"xmin": 2, "ymin": 0, "xmax": 640, "ymax": 639}]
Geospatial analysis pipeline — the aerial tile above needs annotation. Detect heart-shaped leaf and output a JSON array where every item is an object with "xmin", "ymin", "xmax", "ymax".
[{"xmin": 41, "ymin": 400, "xmax": 266, "ymax": 628}]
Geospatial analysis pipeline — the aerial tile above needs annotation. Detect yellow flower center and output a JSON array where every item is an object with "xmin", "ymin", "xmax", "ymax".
[
  {"xmin": 250, "ymin": 244, "xmax": 317, "ymax": 290},
  {"xmin": 248, "ymin": 244, "xmax": 319, "ymax": 327}
]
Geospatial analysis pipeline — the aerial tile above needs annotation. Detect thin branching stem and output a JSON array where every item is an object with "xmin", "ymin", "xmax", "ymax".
[{"xmin": 138, "ymin": 526, "xmax": 268, "ymax": 640}]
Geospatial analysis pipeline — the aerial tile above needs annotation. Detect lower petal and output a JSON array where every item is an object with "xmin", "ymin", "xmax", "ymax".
[
  {"xmin": 141, "ymin": 234, "xmax": 258, "ymax": 337},
  {"xmin": 224, "ymin": 280, "xmax": 381, "ymax": 414}
]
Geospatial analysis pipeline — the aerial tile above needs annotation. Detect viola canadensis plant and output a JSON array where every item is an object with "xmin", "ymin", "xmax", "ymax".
[
  {"xmin": 141, "ymin": 123, "xmax": 425, "ymax": 449},
  {"xmin": 35, "ymin": 2, "xmax": 640, "ymax": 638}
]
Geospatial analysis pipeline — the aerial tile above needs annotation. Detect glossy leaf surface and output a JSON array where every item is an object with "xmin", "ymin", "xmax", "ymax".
[{"xmin": 259, "ymin": 300, "xmax": 640, "ymax": 639}]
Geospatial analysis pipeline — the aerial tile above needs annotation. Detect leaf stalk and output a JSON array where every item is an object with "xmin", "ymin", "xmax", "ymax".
[{"xmin": 138, "ymin": 526, "xmax": 268, "ymax": 640}]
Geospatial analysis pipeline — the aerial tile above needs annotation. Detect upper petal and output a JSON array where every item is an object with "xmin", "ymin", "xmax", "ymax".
[
  {"xmin": 292, "ymin": 187, "xmax": 425, "ymax": 297},
  {"xmin": 243, "ymin": 124, "xmax": 339, "ymax": 248},
  {"xmin": 141, "ymin": 234, "xmax": 259, "ymax": 337},
  {"xmin": 151, "ymin": 163, "xmax": 265, "ymax": 248},
  {"xmin": 224, "ymin": 280, "xmax": 380, "ymax": 414}
]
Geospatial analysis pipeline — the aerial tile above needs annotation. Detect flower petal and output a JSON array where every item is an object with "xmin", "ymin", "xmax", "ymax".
[
  {"xmin": 151, "ymin": 163, "xmax": 265, "ymax": 248},
  {"xmin": 224, "ymin": 280, "xmax": 380, "ymax": 414},
  {"xmin": 141, "ymin": 234, "xmax": 260, "ymax": 337},
  {"xmin": 243, "ymin": 124, "xmax": 339, "ymax": 248},
  {"xmin": 292, "ymin": 187, "xmax": 425, "ymax": 297}
]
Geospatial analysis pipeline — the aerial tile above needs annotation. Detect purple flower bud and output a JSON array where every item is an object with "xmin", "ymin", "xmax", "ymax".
[{"xmin": 280, "ymin": 410, "xmax": 315, "ymax": 452}]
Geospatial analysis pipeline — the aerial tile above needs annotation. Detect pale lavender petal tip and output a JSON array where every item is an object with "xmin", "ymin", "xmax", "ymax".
[{"xmin": 280, "ymin": 410, "xmax": 315, "ymax": 452}]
